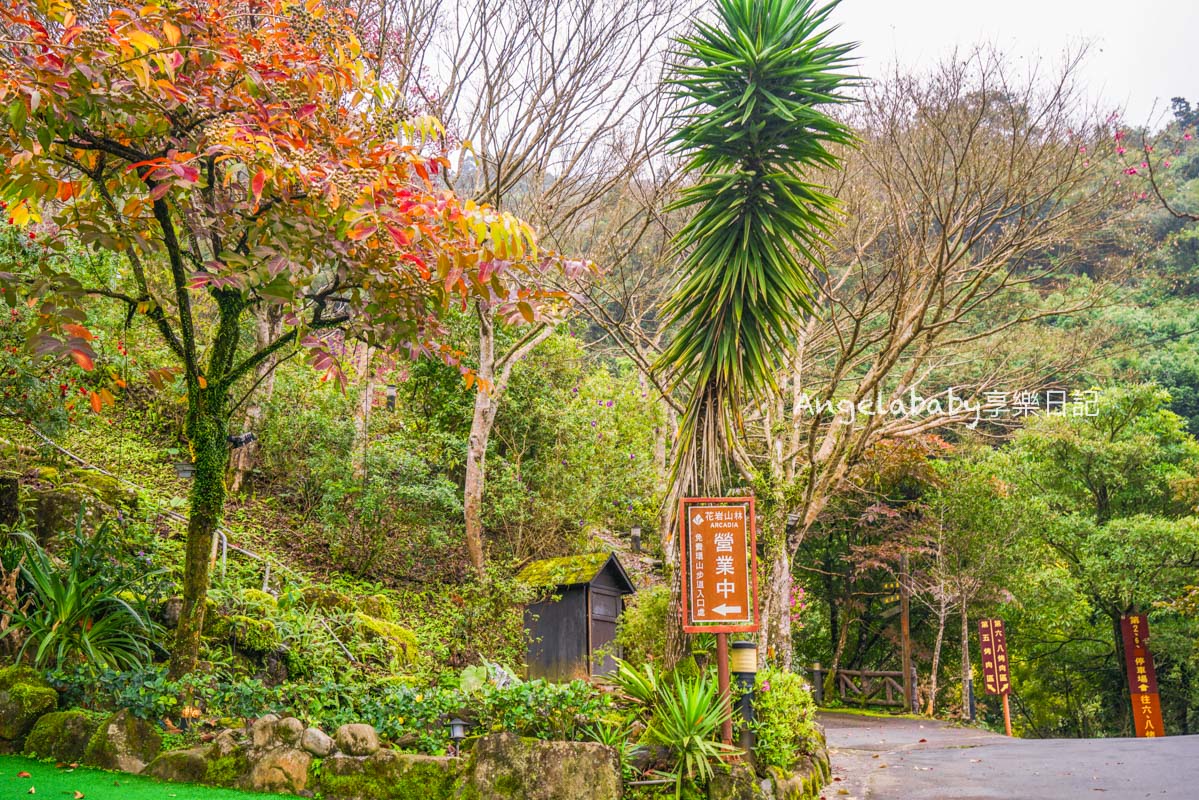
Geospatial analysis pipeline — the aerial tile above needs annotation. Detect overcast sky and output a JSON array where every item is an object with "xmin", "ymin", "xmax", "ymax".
[{"xmin": 828, "ymin": 0, "xmax": 1199, "ymax": 127}]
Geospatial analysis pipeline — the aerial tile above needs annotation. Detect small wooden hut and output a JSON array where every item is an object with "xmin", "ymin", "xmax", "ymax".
[{"xmin": 518, "ymin": 552, "xmax": 636, "ymax": 681}]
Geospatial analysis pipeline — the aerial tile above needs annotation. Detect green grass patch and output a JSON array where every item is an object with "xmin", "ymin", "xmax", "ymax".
[
  {"xmin": 816, "ymin": 704, "xmax": 926, "ymax": 720},
  {"xmin": 0, "ymin": 755, "xmax": 274, "ymax": 799}
]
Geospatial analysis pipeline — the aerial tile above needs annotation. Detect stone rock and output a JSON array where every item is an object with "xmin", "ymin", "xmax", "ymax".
[
  {"xmin": 766, "ymin": 765, "xmax": 808, "ymax": 800},
  {"xmin": 144, "ymin": 747, "xmax": 210, "ymax": 784},
  {"xmin": 275, "ymin": 716, "xmax": 304, "ymax": 746},
  {"xmin": 335, "ymin": 723, "xmax": 380, "ymax": 756},
  {"xmin": 708, "ymin": 763, "xmax": 766, "ymax": 800},
  {"xmin": 459, "ymin": 733, "xmax": 620, "ymax": 800},
  {"xmin": 83, "ymin": 709, "xmax": 162, "ymax": 774},
  {"xmin": 30, "ymin": 467, "xmax": 136, "ymax": 543},
  {"xmin": 247, "ymin": 746, "xmax": 311, "ymax": 793},
  {"xmin": 251, "ymin": 714, "xmax": 283, "ymax": 748},
  {"xmin": 301, "ymin": 726, "xmax": 334, "ymax": 757},
  {"xmin": 300, "ymin": 586, "xmax": 354, "ymax": 613},
  {"xmin": 0, "ymin": 666, "xmax": 57, "ymax": 745},
  {"xmin": 23, "ymin": 710, "xmax": 102, "ymax": 763},
  {"xmin": 203, "ymin": 734, "xmax": 252, "ymax": 788},
  {"xmin": 353, "ymin": 614, "xmax": 418, "ymax": 667},
  {"xmin": 318, "ymin": 750, "xmax": 460, "ymax": 800}
]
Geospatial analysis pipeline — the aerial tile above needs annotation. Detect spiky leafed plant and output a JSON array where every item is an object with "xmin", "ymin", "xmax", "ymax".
[{"xmin": 656, "ymin": 0, "xmax": 855, "ymax": 491}]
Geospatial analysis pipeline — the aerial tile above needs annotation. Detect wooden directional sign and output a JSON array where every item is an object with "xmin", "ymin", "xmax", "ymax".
[
  {"xmin": 679, "ymin": 497, "xmax": 759, "ymax": 633},
  {"xmin": 1121, "ymin": 614, "xmax": 1166, "ymax": 738},
  {"xmin": 978, "ymin": 618, "xmax": 1011, "ymax": 696}
]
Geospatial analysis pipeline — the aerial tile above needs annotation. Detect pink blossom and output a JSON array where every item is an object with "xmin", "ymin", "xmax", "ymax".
[
  {"xmin": 1124, "ymin": 167, "xmax": 1138, "ymax": 175},
  {"xmin": 1117, "ymin": 146, "xmax": 1126, "ymax": 155},
  {"xmin": 1164, "ymin": 161, "xmax": 1171, "ymax": 168}
]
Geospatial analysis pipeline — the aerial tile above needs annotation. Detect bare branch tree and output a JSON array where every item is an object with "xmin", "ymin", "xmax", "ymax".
[
  {"xmin": 413, "ymin": 0, "xmax": 697, "ymax": 572},
  {"xmin": 744, "ymin": 49, "xmax": 1129, "ymax": 665}
]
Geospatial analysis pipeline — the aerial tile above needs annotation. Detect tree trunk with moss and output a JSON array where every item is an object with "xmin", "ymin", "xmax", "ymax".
[{"xmin": 169, "ymin": 398, "xmax": 229, "ymax": 678}]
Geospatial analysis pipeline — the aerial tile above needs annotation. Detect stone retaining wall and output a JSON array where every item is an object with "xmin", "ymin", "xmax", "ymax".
[{"xmin": 1, "ymin": 665, "xmax": 827, "ymax": 800}]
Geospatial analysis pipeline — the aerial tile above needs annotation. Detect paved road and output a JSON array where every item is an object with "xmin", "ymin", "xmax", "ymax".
[{"xmin": 819, "ymin": 711, "xmax": 1199, "ymax": 800}]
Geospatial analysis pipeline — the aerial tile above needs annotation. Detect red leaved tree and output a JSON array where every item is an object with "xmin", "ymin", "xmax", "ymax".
[{"xmin": 0, "ymin": 0, "xmax": 567, "ymax": 675}]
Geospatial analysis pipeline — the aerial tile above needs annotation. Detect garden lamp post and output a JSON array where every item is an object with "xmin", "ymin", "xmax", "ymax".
[
  {"xmin": 731, "ymin": 640, "xmax": 758, "ymax": 753},
  {"xmin": 448, "ymin": 717, "xmax": 468, "ymax": 756}
]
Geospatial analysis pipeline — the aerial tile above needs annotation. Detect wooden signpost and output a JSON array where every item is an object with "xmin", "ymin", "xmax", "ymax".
[
  {"xmin": 978, "ymin": 618, "xmax": 1012, "ymax": 736},
  {"xmin": 680, "ymin": 496, "xmax": 759, "ymax": 745},
  {"xmin": 1121, "ymin": 614, "xmax": 1166, "ymax": 738}
]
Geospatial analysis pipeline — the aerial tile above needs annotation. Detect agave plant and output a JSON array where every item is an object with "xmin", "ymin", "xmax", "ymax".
[
  {"xmin": 656, "ymin": 0, "xmax": 855, "ymax": 490},
  {"xmin": 610, "ymin": 657, "xmax": 660, "ymax": 707},
  {"xmin": 646, "ymin": 673, "xmax": 739, "ymax": 799},
  {"xmin": 3, "ymin": 523, "xmax": 163, "ymax": 671},
  {"xmin": 583, "ymin": 715, "xmax": 645, "ymax": 783}
]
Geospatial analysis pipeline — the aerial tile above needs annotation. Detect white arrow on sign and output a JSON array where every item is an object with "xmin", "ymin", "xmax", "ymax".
[{"xmin": 712, "ymin": 604, "xmax": 742, "ymax": 616}]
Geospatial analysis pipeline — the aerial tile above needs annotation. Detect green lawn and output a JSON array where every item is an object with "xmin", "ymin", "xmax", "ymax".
[{"xmin": 0, "ymin": 756, "xmax": 273, "ymax": 800}]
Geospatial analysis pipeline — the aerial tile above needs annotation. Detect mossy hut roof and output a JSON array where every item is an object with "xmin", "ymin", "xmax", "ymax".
[{"xmin": 517, "ymin": 552, "xmax": 633, "ymax": 591}]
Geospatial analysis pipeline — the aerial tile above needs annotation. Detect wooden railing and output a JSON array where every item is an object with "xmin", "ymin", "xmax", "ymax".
[{"xmin": 811, "ymin": 664, "xmax": 918, "ymax": 712}]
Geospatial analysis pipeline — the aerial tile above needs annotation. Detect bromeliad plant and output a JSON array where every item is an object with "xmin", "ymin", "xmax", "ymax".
[
  {"xmin": 3, "ymin": 522, "xmax": 163, "ymax": 672},
  {"xmin": 655, "ymin": 0, "xmax": 855, "ymax": 491}
]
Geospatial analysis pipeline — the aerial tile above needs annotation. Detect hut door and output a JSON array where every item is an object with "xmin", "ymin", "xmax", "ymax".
[{"xmin": 590, "ymin": 588, "xmax": 622, "ymax": 675}]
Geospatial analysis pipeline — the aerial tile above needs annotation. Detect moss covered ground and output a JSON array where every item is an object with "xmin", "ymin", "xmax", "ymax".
[{"xmin": 0, "ymin": 755, "xmax": 274, "ymax": 800}]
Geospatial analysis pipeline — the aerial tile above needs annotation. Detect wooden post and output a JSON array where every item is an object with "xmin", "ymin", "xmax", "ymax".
[
  {"xmin": 717, "ymin": 632, "xmax": 733, "ymax": 745},
  {"xmin": 900, "ymin": 553, "xmax": 913, "ymax": 713},
  {"xmin": 1001, "ymin": 692, "xmax": 1013, "ymax": 736}
]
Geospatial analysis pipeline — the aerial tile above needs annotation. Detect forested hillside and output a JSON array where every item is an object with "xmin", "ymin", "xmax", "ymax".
[{"xmin": 0, "ymin": 4, "xmax": 1197, "ymax": 788}]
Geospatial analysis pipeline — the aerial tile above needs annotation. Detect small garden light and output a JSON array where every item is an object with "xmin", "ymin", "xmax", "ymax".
[
  {"xmin": 731, "ymin": 641, "xmax": 758, "ymax": 752},
  {"xmin": 448, "ymin": 717, "xmax": 468, "ymax": 755}
]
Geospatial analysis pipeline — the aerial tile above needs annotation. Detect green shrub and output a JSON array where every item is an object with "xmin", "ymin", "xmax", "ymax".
[
  {"xmin": 749, "ymin": 667, "xmax": 819, "ymax": 769},
  {"xmin": 3, "ymin": 521, "xmax": 163, "ymax": 671},
  {"xmin": 615, "ymin": 583, "xmax": 670, "ymax": 666},
  {"xmin": 473, "ymin": 678, "xmax": 611, "ymax": 741}
]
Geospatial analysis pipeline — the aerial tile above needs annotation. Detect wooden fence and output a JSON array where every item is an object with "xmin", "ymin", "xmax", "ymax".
[{"xmin": 811, "ymin": 665, "xmax": 919, "ymax": 713}]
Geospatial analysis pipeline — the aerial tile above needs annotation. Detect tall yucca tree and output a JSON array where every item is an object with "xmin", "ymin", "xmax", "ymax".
[{"xmin": 657, "ymin": 0, "xmax": 855, "ymax": 492}]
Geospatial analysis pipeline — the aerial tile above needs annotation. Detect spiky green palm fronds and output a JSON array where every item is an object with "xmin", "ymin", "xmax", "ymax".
[{"xmin": 656, "ymin": 0, "xmax": 855, "ymax": 491}]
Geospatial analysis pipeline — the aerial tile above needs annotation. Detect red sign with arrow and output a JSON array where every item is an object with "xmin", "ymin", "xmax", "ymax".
[{"xmin": 679, "ymin": 497, "xmax": 759, "ymax": 633}]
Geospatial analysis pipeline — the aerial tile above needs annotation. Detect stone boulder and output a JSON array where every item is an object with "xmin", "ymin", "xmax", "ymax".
[
  {"xmin": 203, "ymin": 731, "xmax": 253, "ymax": 787},
  {"xmin": 301, "ymin": 726, "xmax": 334, "ymax": 757},
  {"xmin": 30, "ymin": 467, "xmax": 137, "ymax": 543},
  {"xmin": 353, "ymin": 614, "xmax": 418, "ymax": 667},
  {"xmin": 318, "ymin": 750, "xmax": 460, "ymax": 800},
  {"xmin": 274, "ymin": 716, "xmax": 304, "ymax": 747},
  {"xmin": 0, "ymin": 666, "xmax": 57, "ymax": 749},
  {"xmin": 708, "ymin": 763, "xmax": 763, "ymax": 800},
  {"xmin": 335, "ymin": 723, "xmax": 380, "ymax": 756},
  {"xmin": 247, "ymin": 746, "xmax": 311, "ymax": 793},
  {"xmin": 144, "ymin": 747, "xmax": 210, "ymax": 784},
  {"xmin": 23, "ymin": 710, "xmax": 101, "ymax": 762},
  {"xmin": 84, "ymin": 709, "xmax": 162, "ymax": 773},
  {"xmin": 458, "ymin": 733, "xmax": 620, "ymax": 800}
]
